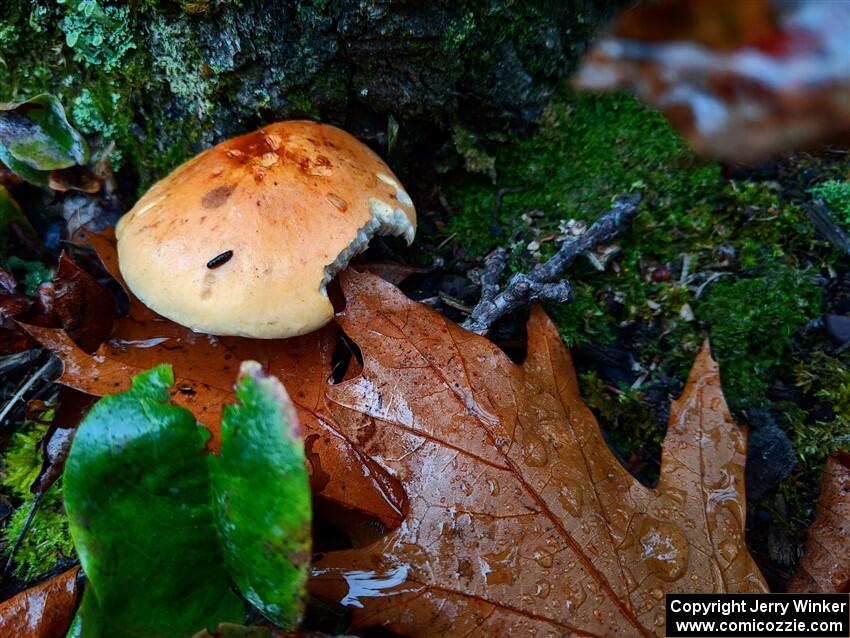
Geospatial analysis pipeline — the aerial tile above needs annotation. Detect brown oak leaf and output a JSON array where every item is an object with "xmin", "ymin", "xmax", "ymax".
[
  {"xmin": 0, "ymin": 251, "xmax": 113, "ymax": 355},
  {"xmin": 41, "ymin": 252, "xmax": 115, "ymax": 352},
  {"xmin": 0, "ymin": 567, "xmax": 80, "ymax": 637},
  {"xmin": 788, "ymin": 452, "xmax": 850, "ymax": 593},
  {"xmin": 309, "ymin": 271, "xmax": 767, "ymax": 637},
  {"xmin": 23, "ymin": 231, "xmax": 405, "ymax": 527}
]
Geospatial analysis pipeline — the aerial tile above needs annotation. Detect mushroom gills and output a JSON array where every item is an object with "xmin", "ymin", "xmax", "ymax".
[{"xmin": 319, "ymin": 197, "xmax": 414, "ymax": 296}]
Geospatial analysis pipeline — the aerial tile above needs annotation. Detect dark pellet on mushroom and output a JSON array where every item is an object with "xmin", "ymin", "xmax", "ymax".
[{"xmin": 206, "ymin": 250, "xmax": 234, "ymax": 269}]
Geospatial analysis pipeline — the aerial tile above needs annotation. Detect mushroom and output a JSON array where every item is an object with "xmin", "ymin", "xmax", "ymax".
[{"xmin": 115, "ymin": 121, "xmax": 416, "ymax": 338}]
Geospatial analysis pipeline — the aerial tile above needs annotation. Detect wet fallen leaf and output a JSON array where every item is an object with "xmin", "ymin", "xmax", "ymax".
[
  {"xmin": 25, "ymin": 231, "xmax": 406, "ymax": 527},
  {"xmin": 47, "ymin": 165, "xmax": 101, "ymax": 194},
  {"xmin": 29, "ymin": 388, "xmax": 96, "ymax": 496},
  {"xmin": 40, "ymin": 253, "xmax": 115, "ymax": 352},
  {"xmin": 0, "ymin": 264, "xmax": 38, "ymax": 355},
  {"xmin": 0, "ymin": 94, "xmax": 88, "ymax": 181},
  {"xmin": 55, "ymin": 190, "xmax": 124, "ymax": 241},
  {"xmin": 574, "ymin": 0, "xmax": 850, "ymax": 161},
  {"xmin": 359, "ymin": 262, "xmax": 426, "ymax": 286},
  {"xmin": 309, "ymin": 271, "xmax": 767, "ymax": 637},
  {"xmin": 31, "ymin": 421, "xmax": 76, "ymax": 495},
  {"xmin": 0, "ymin": 566, "xmax": 80, "ymax": 637},
  {"xmin": 1, "ymin": 250, "xmax": 113, "ymax": 357},
  {"xmin": 787, "ymin": 452, "xmax": 850, "ymax": 593}
]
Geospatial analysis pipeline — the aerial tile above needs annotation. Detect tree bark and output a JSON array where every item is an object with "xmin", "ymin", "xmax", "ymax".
[{"xmin": 0, "ymin": 0, "xmax": 617, "ymax": 187}]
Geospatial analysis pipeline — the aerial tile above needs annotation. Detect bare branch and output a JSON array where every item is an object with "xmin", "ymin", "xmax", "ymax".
[
  {"xmin": 807, "ymin": 199, "xmax": 850, "ymax": 256},
  {"xmin": 462, "ymin": 194, "xmax": 641, "ymax": 335}
]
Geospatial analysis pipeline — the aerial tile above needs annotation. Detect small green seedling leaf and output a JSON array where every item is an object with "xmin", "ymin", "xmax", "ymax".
[
  {"xmin": 0, "ymin": 94, "xmax": 89, "ymax": 172},
  {"xmin": 63, "ymin": 365, "xmax": 244, "ymax": 638},
  {"xmin": 210, "ymin": 362, "xmax": 312, "ymax": 628},
  {"xmin": 63, "ymin": 361, "xmax": 312, "ymax": 637}
]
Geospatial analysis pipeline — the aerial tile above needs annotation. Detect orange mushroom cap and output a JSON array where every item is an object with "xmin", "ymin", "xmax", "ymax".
[{"xmin": 115, "ymin": 121, "xmax": 416, "ymax": 338}]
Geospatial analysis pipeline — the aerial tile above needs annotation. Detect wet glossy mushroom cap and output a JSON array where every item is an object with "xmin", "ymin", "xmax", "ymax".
[{"xmin": 115, "ymin": 120, "xmax": 416, "ymax": 338}]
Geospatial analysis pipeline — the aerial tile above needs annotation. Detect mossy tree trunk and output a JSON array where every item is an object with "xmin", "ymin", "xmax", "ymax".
[{"xmin": 0, "ymin": 0, "xmax": 615, "ymax": 191}]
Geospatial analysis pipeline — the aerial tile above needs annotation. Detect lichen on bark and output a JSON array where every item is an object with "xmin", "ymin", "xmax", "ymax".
[{"xmin": 0, "ymin": 0, "xmax": 615, "ymax": 190}]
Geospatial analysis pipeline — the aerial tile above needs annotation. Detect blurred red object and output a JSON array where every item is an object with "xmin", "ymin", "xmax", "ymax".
[{"xmin": 574, "ymin": 0, "xmax": 850, "ymax": 162}]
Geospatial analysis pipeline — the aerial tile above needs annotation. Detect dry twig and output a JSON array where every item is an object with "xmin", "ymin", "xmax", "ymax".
[
  {"xmin": 807, "ymin": 200, "xmax": 850, "ymax": 256},
  {"xmin": 462, "ymin": 194, "xmax": 641, "ymax": 335},
  {"xmin": 0, "ymin": 357, "xmax": 60, "ymax": 425}
]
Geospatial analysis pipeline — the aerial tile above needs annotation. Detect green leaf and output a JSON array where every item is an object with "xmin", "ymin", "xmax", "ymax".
[
  {"xmin": 66, "ymin": 587, "xmax": 104, "ymax": 638},
  {"xmin": 64, "ymin": 362, "xmax": 312, "ymax": 637},
  {"xmin": 210, "ymin": 363, "xmax": 311, "ymax": 628},
  {"xmin": 63, "ymin": 365, "xmax": 244, "ymax": 638},
  {"xmin": 0, "ymin": 143, "xmax": 49, "ymax": 187},
  {"xmin": 0, "ymin": 94, "xmax": 89, "ymax": 171}
]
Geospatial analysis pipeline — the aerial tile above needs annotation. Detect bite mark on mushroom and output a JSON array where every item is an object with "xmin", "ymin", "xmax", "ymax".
[
  {"xmin": 319, "ymin": 198, "xmax": 414, "ymax": 297},
  {"xmin": 377, "ymin": 172, "xmax": 413, "ymax": 207}
]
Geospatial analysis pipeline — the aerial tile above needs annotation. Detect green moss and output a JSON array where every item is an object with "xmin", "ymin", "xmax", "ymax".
[
  {"xmin": 546, "ymin": 281, "xmax": 610, "ymax": 347},
  {"xmin": 0, "ymin": 4, "xmax": 65, "ymax": 98},
  {"xmin": 1, "ymin": 425, "xmax": 44, "ymax": 497},
  {"xmin": 437, "ymin": 90, "xmax": 842, "ymax": 524},
  {"xmin": 445, "ymin": 92, "xmax": 827, "ymax": 412},
  {"xmin": 28, "ymin": 5, "xmax": 51, "ymax": 32},
  {"xmin": 0, "ymin": 21, "xmax": 19, "ymax": 47},
  {"xmin": 793, "ymin": 352, "xmax": 850, "ymax": 465},
  {"xmin": 139, "ymin": 115, "xmax": 205, "ymax": 192},
  {"xmin": 286, "ymin": 88, "xmax": 320, "ymax": 118},
  {"xmin": 0, "ymin": 0, "xmax": 215, "ymax": 189},
  {"xmin": 809, "ymin": 179, "xmax": 850, "ymax": 224},
  {"xmin": 0, "ymin": 420, "xmax": 75, "ymax": 581},
  {"xmin": 441, "ymin": 11, "xmax": 476, "ymax": 55},
  {"xmin": 579, "ymin": 370, "xmax": 660, "ymax": 469},
  {"xmin": 3, "ymin": 256, "xmax": 53, "ymax": 295},
  {"xmin": 0, "ymin": 1, "xmax": 140, "ymax": 173},
  {"xmin": 766, "ymin": 351, "xmax": 850, "ymax": 537},
  {"xmin": 451, "ymin": 126, "xmax": 497, "ymax": 179},
  {"xmin": 698, "ymin": 269, "xmax": 822, "ymax": 405},
  {"xmin": 446, "ymin": 92, "xmax": 720, "ymax": 256}
]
